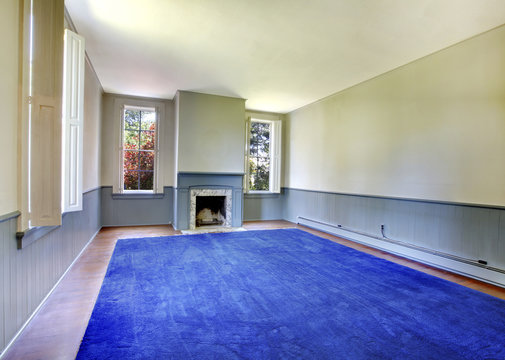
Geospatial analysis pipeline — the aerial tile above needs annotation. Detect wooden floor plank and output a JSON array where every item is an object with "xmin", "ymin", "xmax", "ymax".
[{"xmin": 3, "ymin": 221, "xmax": 504, "ymax": 360}]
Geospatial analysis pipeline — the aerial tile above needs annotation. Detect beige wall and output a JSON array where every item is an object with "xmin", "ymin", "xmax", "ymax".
[
  {"xmin": 176, "ymin": 91, "xmax": 246, "ymax": 174},
  {"xmin": 83, "ymin": 60, "xmax": 103, "ymax": 191},
  {"xmin": 0, "ymin": 0, "xmax": 20, "ymax": 214},
  {"xmin": 285, "ymin": 25, "xmax": 505, "ymax": 206},
  {"xmin": 101, "ymin": 93, "xmax": 114, "ymax": 186},
  {"xmin": 101, "ymin": 93, "xmax": 175, "ymax": 188}
]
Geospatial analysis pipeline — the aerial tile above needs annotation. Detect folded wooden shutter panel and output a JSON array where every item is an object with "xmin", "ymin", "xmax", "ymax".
[
  {"xmin": 62, "ymin": 29, "xmax": 85, "ymax": 213},
  {"xmin": 270, "ymin": 120, "xmax": 282, "ymax": 194},
  {"xmin": 29, "ymin": 0, "xmax": 64, "ymax": 226}
]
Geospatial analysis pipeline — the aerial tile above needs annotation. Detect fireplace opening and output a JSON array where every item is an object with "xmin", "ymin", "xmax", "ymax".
[{"xmin": 195, "ymin": 196, "xmax": 226, "ymax": 227}]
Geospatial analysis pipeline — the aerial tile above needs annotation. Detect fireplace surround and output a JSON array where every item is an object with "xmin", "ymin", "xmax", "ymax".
[
  {"xmin": 189, "ymin": 188, "xmax": 232, "ymax": 229},
  {"xmin": 174, "ymin": 172, "xmax": 243, "ymax": 230}
]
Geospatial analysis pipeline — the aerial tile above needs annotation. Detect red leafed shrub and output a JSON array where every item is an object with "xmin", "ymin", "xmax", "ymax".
[{"xmin": 123, "ymin": 123, "xmax": 156, "ymax": 190}]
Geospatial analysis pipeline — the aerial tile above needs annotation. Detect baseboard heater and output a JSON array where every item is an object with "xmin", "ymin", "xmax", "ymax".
[{"xmin": 297, "ymin": 216, "xmax": 505, "ymax": 288}]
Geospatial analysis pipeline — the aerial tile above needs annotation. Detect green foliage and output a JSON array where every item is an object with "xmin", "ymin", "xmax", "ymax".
[
  {"xmin": 249, "ymin": 158, "xmax": 269, "ymax": 191},
  {"xmin": 249, "ymin": 122, "xmax": 270, "ymax": 191}
]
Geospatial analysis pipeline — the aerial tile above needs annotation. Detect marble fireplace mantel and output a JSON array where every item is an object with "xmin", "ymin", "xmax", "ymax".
[{"xmin": 189, "ymin": 188, "xmax": 232, "ymax": 229}]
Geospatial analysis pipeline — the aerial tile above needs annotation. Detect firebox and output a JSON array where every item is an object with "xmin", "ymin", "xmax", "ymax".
[{"xmin": 195, "ymin": 196, "xmax": 226, "ymax": 227}]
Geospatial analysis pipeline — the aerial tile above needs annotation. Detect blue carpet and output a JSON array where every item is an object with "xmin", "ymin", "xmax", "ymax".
[{"xmin": 77, "ymin": 229, "xmax": 505, "ymax": 359}]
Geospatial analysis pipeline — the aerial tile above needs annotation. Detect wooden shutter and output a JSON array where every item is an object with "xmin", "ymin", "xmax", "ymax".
[
  {"xmin": 270, "ymin": 120, "xmax": 282, "ymax": 193},
  {"xmin": 62, "ymin": 29, "xmax": 85, "ymax": 213},
  {"xmin": 244, "ymin": 118, "xmax": 251, "ymax": 192},
  {"xmin": 29, "ymin": 0, "xmax": 64, "ymax": 226}
]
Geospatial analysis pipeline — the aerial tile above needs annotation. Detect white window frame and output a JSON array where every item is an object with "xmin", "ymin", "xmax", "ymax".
[
  {"xmin": 245, "ymin": 117, "xmax": 282, "ymax": 194},
  {"xmin": 115, "ymin": 102, "xmax": 161, "ymax": 194}
]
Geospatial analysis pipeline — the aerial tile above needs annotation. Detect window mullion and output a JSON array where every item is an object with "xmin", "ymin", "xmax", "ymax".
[{"xmin": 137, "ymin": 130, "xmax": 141, "ymax": 191}]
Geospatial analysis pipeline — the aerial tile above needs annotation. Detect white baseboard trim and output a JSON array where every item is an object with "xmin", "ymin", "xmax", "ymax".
[
  {"xmin": 298, "ymin": 218, "xmax": 505, "ymax": 288},
  {"xmin": 0, "ymin": 227, "xmax": 102, "ymax": 359}
]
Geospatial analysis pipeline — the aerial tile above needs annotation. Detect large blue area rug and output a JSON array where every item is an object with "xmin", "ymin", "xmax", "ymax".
[{"xmin": 77, "ymin": 229, "xmax": 505, "ymax": 359}]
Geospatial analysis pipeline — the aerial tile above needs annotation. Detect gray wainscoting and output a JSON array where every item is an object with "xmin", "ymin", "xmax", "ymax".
[
  {"xmin": 174, "ymin": 173, "xmax": 243, "ymax": 230},
  {"xmin": 283, "ymin": 188, "xmax": 505, "ymax": 282},
  {"xmin": 243, "ymin": 192, "xmax": 283, "ymax": 221},
  {"xmin": 0, "ymin": 188, "xmax": 101, "ymax": 354},
  {"xmin": 101, "ymin": 186, "xmax": 174, "ymax": 226}
]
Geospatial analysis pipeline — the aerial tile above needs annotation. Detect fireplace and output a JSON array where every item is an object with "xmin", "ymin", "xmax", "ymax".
[
  {"xmin": 174, "ymin": 173, "xmax": 243, "ymax": 230},
  {"xmin": 189, "ymin": 188, "xmax": 232, "ymax": 229}
]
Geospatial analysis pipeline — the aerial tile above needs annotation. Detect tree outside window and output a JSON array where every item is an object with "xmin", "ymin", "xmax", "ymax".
[
  {"xmin": 123, "ymin": 107, "xmax": 156, "ymax": 191},
  {"xmin": 248, "ymin": 121, "xmax": 271, "ymax": 191}
]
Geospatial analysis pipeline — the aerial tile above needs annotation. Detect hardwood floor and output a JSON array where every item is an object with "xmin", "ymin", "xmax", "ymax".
[{"xmin": 3, "ymin": 221, "xmax": 504, "ymax": 359}]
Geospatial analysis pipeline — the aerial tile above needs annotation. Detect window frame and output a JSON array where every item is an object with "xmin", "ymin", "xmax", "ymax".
[
  {"xmin": 245, "ymin": 117, "xmax": 281, "ymax": 194},
  {"xmin": 119, "ymin": 104, "xmax": 160, "ymax": 194}
]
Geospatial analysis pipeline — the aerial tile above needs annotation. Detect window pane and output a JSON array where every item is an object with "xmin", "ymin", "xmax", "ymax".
[
  {"xmin": 251, "ymin": 122, "xmax": 270, "ymax": 141},
  {"xmin": 124, "ymin": 150, "xmax": 139, "ymax": 170},
  {"xmin": 251, "ymin": 170, "xmax": 269, "ymax": 190},
  {"xmin": 124, "ymin": 109, "xmax": 140, "ymax": 130},
  {"xmin": 140, "ymin": 130, "xmax": 155, "ymax": 150},
  {"xmin": 250, "ymin": 123, "xmax": 270, "ymax": 157},
  {"xmin": 250, "ymin": 139, "xmax": 269, "ymax": 157},
  {"xmin": 249, "ymin": 156, "xmax": 270, "ymax": 191},
  {"xmin": 248, "ymin": 161, "xmax": 257, "ymax": 189},
  {"xmin": 124, "ymin": 170, "xmax": 139, "ymax": 190},
  {"xmin": 139, "ymin": 171, "xmax": 153, "ymax": 190},
  {"xmin": 140, "ymin": 111, "xmax": 156, "ymax": 130},
  {"xmin": 249, "ymin": 121, "xmax": 271, "ymax": 191},
  {"xmin": 124, "ymin": 130, "xmax": 139, "ymax": 150},
  {"xmin": 139, "ymin": 151, "xmax": 154, "ymax": 171}
]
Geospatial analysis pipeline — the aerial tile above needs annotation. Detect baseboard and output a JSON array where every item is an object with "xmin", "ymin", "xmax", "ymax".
[
  {"xmin": 102, "ymin": 222, "xmax": 172, "ymax": 227},
  {"xmin": 0, "ymin": 227, "xmax": 102, "ymax": 359},
  {"xmin": 298, "ymin": 217, "xmax": 505, "ymax": 288},
  {"xmin": 243, "ymin": 218, "xmax": 283, "ymax": 222}
]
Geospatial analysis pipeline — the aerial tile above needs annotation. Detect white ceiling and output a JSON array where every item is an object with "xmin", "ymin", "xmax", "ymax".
[{"xmin": 65, "ymin": 0, "xmax": 505, "ymax": 113}]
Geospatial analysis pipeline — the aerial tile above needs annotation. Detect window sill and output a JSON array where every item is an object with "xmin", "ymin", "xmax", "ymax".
[
  {"xmin": 15, "ymin": 209, "xmax": 83, "ymax": 249},
  {"xmin": 245, "ymin": 192, "xmax": 281, "ymax": 199},
  {"xmin": 111, "ymin": 191, "xmax": 164, "ymax": 199},
  {"xmin": 16, "ymin": 225, "xmax": 59, "ymax": 249}
]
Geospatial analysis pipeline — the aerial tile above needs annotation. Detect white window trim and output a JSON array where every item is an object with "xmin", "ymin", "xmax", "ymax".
[
  {"xmin": 113, "ymin": 99, "xmax": 163, "ymax": 194},
  {"xmin": 245, "ymin": 117, "xmax": 282, "ymax": 194}
]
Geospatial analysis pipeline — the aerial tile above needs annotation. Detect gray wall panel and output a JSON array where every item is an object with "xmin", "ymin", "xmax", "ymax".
[
  {"xmin": 0, "ymin": 188, "xmax": 101, "ymax": 354},
  {"xmin": 101, "ymin": 187, "xmax": 174, "ymax": 226},
  {"xmin": 283, "ymin": 188, "xmax": 505, "ymax": 271},
  {"xmin": 243, "ymin": 193, "xmax": 283, "ymax": 221}
]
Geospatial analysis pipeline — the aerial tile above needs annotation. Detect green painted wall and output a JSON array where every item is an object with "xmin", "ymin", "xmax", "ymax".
[
  {"xmin": 176, "ymin": 91, "xmax": 246, "ymax": 174},
  {"xmin": 83, "ymin": 61, "xmax": 103, "ymax": 191}
]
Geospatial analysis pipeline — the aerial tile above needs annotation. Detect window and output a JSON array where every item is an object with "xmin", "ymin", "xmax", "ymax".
[
  {"xmin": 112, "ymin": 98, "xmax": 164, "ymax": 195},
  {"xmin": 121, "ymin": 106, "xmax": 158, "ymax": 192},
  {"xmin": 246, "ymin": 118, "xmax": 281, "ymax": 193}
]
